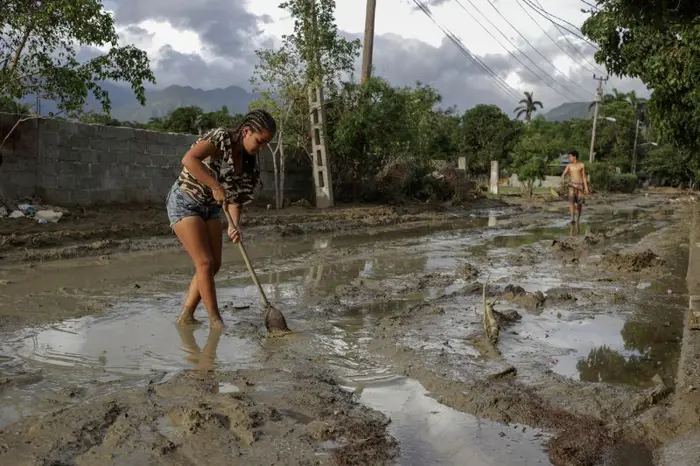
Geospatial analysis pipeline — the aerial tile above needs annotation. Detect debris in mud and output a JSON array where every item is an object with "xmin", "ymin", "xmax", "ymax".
[
  {"xmin": 457, "ymin": 263, "xmax": 479, "ymax": 280},
  {"xmin": 291, "ymin": 199, "xmax": 312, "ymax": 208},
  {"xmin": 482, "ymin": 284, "xmax": 500, "ymax": 345},
  {"xmin": 545, "ymin": 287, "xmax": 577, "ymax": 302},
  {"xmin": 501, "ymin": 285, "xmax": 546, "ymax": 311},
  {"xmin": 602, "ymin": 249, "xmax": 664, "ymax": 272},
  {"xmin": 276, "ymin": 223, "xmax": 304, "ymax": 236}
]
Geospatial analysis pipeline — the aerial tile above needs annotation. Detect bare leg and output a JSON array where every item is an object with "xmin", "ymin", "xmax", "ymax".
[
  {"xmin": 173, "ymin": 217, "xmax": 224, "ymax": 329},
  {"xmin": 568, "ymin": 188, "xmax": 576, "ymax": 223},
  {"xmin": 177, "ymin": 219, "xmax": 223, "ymax": 326},
  {"xmin": 576, "ymin": 202, "xmax": 583, "ymax": 222}
]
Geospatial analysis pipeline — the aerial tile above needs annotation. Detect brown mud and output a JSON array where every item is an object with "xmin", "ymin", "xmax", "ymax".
[{"xmin": 0, "ymin": 192, "xmax": 697, "ymax": 465}]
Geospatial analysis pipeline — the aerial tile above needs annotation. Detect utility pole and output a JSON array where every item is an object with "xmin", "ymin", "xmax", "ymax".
[
  {"xmin": 361, "ymin": 0, "xmax": 376, "ymax": 84},
  {"xmin": 589, "ymin": 74, "xmax": 608, "ymax": 163},
  {"xmin": 306, "ymin": 0, "xmax": 334, "ymax": 208},
  {"xmin": 631, "ymin": 118, "xmax": 640, "ymax": 173}
]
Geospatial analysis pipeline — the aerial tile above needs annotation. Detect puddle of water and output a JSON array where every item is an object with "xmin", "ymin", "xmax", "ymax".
[
  {"xmin": 319, "ymin": 315, "xmax": 551, "ymax": 465},
  {"xmin": 7, "ymin": 299, "xmax": 261, "ymax": 378},
  {"xmin": 356, "ymin": 376, "xmax": 551, "ymax": 466}
]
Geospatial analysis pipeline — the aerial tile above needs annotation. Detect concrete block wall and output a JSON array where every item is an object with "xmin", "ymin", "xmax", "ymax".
[{"xmin": 0, "ymin": 113, "xmax": 313, "ymax": 206}]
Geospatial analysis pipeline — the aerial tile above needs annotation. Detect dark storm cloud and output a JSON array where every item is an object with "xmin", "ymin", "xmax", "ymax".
[
  {"xmin": 102, "ymin": 0, "xmax": 648, "ymax": 113},
  {"xmin": 152, "ymin": 46, "xmax": 255, "ymax": 89},
  {"xmin": 104, "ymin": 0, "xmax": 268, "ymax": 60}
]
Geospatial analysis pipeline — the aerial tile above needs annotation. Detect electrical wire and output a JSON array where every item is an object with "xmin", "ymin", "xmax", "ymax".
[
  {"xmin": 522, "ymin": 0, "xmax": 598, "ymax": 49},
  {"xmin": 514, "ymin": 0, "xmax": 598, "ymax": 75},
  {"xmin": 411, "ymin": 0, "xmax": 522, "ymax": 102},
  {"xmin": 526, "ymin": 0, "xmax": 606, "ymax": 74},
  {"xmin": 482, "ymin": 0, "xmax": 592, "ymax": 99},
  {"xmin": 452, "ymin": 0, "xmax": 580, "ymax": 102}
]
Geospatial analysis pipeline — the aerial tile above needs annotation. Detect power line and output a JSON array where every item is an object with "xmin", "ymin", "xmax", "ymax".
[
  {"xmin": 525, "ymin": 0, "xmax": 605, "ymax": 74},
  {"xmin": 411, "ymin": 0, "xmax": 521, "ymax": 102},
  {"xmin": 514, "ymin": 0, "xmax": 597, "ymax": 76},
  {"xmin": 523, "ymin": 0, "xmax": 598, "ymax": 49},
  {"xmin": 452, "ymin": 0, "xmax": 580, "ymax": 102},
  {"xmin": 481, "ymin": 0, "xmax": 592, "ymax": 100},
  {"xmin": 523, "ymin": 0, "xmax": 598, "ymax": 48}
]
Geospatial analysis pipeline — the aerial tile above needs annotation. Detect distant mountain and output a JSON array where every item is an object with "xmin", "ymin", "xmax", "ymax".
[
  {"xmin": 22, "ymin": 83, "xmax": 258, "ymax": 123},
  {"xmin": 112, "ymin": 85, "xmax": 257, "ymax": 122},
  {"xmin": 543, "ymin": 102, "xmax": 593, "ymax": 121}
]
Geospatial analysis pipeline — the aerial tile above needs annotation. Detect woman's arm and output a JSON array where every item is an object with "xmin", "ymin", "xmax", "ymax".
[{"xmin": 181, "ymin": 140, "xmax": 222, "ymax": 191}]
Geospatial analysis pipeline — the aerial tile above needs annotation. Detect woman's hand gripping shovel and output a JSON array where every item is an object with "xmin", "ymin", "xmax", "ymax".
[{"xmin": 223, "ymin": 202, "xmax": 291, "ymax": 335}]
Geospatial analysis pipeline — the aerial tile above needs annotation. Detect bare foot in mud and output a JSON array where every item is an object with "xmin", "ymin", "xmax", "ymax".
[
  {"xmin": 209, "ymin": 317, "xmax": 225, "ymax": 330},
  {"xmin": 176, "ymin": 309, "xmax": 202, "ymax": 327}
]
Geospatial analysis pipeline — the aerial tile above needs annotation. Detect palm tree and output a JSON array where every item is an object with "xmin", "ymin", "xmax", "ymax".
[
  {"xmin": 588, "ymin": 87, "xmax": 629, "ymax": 112},
  {"xmin": 514, "ymin": 91, "xmax": 543, "ymax": 122}
]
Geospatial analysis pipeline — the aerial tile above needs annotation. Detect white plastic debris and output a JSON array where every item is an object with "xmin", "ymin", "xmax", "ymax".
[{"xmin": 34, "ymin": 210, "xmax": 63, "ymax": 223}]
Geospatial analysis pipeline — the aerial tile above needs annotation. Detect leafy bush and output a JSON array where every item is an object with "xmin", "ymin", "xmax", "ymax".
[{"xmin": 588, "ymin": 163, "xmax": 637, "ymax": 192}]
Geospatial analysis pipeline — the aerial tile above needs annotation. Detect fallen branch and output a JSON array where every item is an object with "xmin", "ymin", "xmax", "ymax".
[{"xmin": 482, "ymin": 282, "xmax": 500, "ymax": 345}]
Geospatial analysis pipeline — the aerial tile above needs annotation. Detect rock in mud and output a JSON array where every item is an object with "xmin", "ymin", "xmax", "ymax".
[
  {"xmin": 457, "ymin": 263, "xmax": 479, "ymax": 280},
  {"xmin": 500, "ymin": 285, "xmax": 546, "ymax": 311},
  {"xmin": 602, "ymin": 249, "xmax": 663, "ymax": 272}
]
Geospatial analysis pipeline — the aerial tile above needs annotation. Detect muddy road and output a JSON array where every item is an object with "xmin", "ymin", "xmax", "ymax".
[{"xmin": 0, "ymin": 193, "xmax": 695, "ymax": 465}]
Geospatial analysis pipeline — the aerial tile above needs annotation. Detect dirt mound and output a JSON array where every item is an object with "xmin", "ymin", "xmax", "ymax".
[
  {"xmin": 602, "ymin": 249, "xmax": 663, "ymax": 272},
  {"xmin": 0, "ymin": 368, "xmax": 397, "ymax": 465},
  {"xmin": 500, "ymin": 285, "xmax": 546, "ymax": 311}
]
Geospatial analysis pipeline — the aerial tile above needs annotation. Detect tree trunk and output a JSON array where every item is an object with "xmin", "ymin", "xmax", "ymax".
[
  {"xmin": 279, "ymin": 136, "xmax": 286, "ymax": 209},
  {"xmin": 271, "ymin": 143, "xmax": 280, "ymax": 210}
]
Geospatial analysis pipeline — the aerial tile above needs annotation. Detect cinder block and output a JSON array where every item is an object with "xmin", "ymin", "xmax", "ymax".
[
  {"xmin": 59, "ymin": 148, "xmax": 82, "ymax": 162},
  {"xmin": 57, "ymin": 161, "xmax": 77, "ymax": 174},
  {"xmin": 40, "ymin": 174, "xmax": 58, "ymax": 189},
  {"xmin": 89, "ymin": 137, "xmax": 109, "ymax": 152},
  {"xmin": 56, "ymin": 174, "xmax": 75, "ymax": 189},
  {"xmin": 109, "ymin": 140, "xmax": 130, "ymax": 152},
  {"xmin": 80, "ymin": 149, "xmax": 99, "ymax": 164}
]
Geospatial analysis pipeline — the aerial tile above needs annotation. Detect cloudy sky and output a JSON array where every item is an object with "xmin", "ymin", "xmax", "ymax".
[{"xmin": 101, "ymin": 0, "xmax": 649, "ymax": 113}]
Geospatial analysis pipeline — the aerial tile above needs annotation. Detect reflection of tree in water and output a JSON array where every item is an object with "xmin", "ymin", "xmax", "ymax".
[{"xmin": 577, "ymin": 309, "xmax": 683, "ymax": 387}]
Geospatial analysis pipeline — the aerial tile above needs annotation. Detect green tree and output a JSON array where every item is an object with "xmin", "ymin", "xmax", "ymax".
[
  {"xmin": 513, "ymin": 91, "xmax": 543, "ymax": 122},
  {"xmin": 457, "ymin": 104, "xmax": 521, "ymax": 175},
  {"xmin": 250, "ymin": 46, "xmax": 308, "ymax": 209},
  {"xmin": 581, "ymin": 1, "xmax": 700, "ymax": 155},
  {"xmin": 280, "ymin": 0, "xmax": 360, "ymax": 199},
  {"xmin": 511, "ymin": 124, "xmax": 563, "ymax": 196},
  {"xmin": 0, "ymin": 0, "xmax": 154, "ymax": 209},
  {"xmin": 0, "ymin": 0, "xmax": 154, "ymax": 115}
]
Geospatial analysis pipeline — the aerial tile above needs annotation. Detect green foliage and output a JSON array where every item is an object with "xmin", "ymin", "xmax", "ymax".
[
  {"xmin": 642, "ymin": 145, "xmax": 700, "ymax": 188},
  {"xmin": 0, "ymin": 0, "xmax": 155, "ymax": 115},
  {"xmin": 511, "ymin": 124, "xmax": 564, "ymax": 196},
  {"xmin": 278, "ymin": 0, "xmax": 361, "ymax": 90},
  {"xmin": 587, "ymin": 163, "xmax": 638, "ymax": 193},
  {"xmin": 581, "ymin": 1, "xmax": 700, "ymax": 154},
  {"xmin": 0, "ymin": 96, "xmax": 30, "ymax": 114},
  {"xmin": 458, "ymin": 104, "xmax": 522, "ymax": 175}
]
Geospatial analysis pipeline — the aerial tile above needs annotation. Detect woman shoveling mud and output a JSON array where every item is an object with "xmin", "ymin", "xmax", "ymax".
[{"xmin": 166, "ymin": 109, "xmax": 276, "ymax": 329}]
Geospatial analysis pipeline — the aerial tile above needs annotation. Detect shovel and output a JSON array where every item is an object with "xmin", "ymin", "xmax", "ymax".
[{"xmin": 223, "ymin": 204, "xmax": 291, "ymax": 335}]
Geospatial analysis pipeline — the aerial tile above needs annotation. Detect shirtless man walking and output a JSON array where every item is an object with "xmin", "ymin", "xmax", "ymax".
[{"xmin": 561, "ymin": 150, "xmax": 589, "ymax": 223}]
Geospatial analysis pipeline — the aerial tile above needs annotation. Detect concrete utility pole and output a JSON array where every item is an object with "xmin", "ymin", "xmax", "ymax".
[
  {"xmin": 306, "ymin": 0, "xmax": 334, "ymax": 208},
  {"xmin": 361, "ymin": 0, "xmax": 376, "ymax": 84},
  {"xmin": 589, "ymin": 74, "xmax": 608, "ymax": 163}
]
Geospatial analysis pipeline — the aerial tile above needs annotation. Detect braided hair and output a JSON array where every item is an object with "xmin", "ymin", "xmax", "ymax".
[
  {"xmin": 230, "ymin": 109, "xmax": 276, "ymax": 189},
  {"xmin": 231, "ymin": 109, "xmax": 277, "ymax": 144}
]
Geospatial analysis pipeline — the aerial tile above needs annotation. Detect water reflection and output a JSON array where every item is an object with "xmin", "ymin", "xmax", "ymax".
[
  {"xmin": 176, "ymin": 325, "xmax": 223, "ymax": 371},
  {"xmin": 576, "ymin": 298, "xmax": 684, "ymax": 387}
]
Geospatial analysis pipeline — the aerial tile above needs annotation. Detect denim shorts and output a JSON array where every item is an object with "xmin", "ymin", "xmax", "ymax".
[{"xmin": 165, "ymin": 182, "xmax": 223, "ymax": 228}]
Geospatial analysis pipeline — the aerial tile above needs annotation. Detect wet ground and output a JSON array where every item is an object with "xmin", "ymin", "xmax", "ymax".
[{"xmin": 0, "ymin": 193, "xmax": 695, "ymax": 465}]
